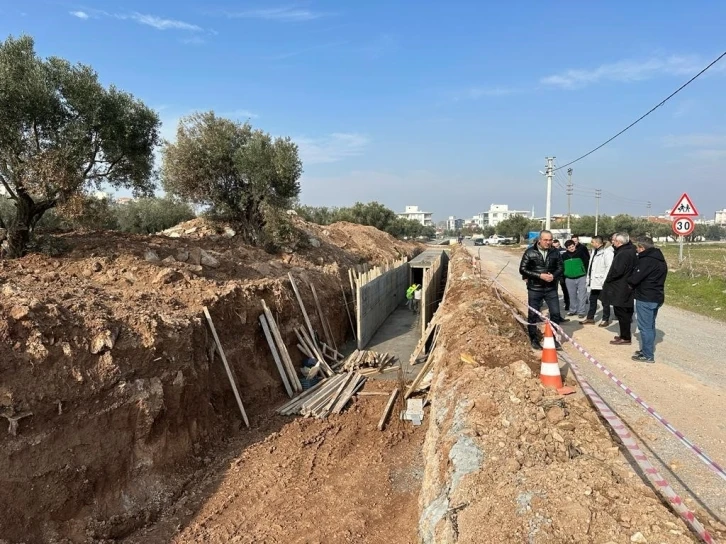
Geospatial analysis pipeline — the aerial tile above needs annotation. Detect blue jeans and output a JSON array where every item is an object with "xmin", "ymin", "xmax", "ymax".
[
  {"xmin": 636, "ymin": 300, "xmax": 661, "ymax": 359},
  {"xmin": 527, "ymin": 288, "xmax": 563, "ymax": 340}
]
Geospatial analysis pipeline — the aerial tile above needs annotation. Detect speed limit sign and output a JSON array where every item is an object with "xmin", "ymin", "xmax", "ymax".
[{"xmin": 672, "ymin": 215, "xmax": 695, "ymax": 236}]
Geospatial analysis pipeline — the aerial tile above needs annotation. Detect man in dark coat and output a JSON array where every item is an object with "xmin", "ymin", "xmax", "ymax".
[
  {"xmin": 628, "ymin": 236, "xmax": 668, "ymax": 363},
  {"xmin": 602, "ymin": 232, "xmax": 638, "ymax": 345},
  {"xmin": 519, "ymin": 229, "xmax": 568, "ymax": 350}
]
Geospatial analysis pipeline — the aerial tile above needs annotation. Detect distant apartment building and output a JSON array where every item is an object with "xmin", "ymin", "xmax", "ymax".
[
  {"xmin": 116, "ymin": 197, "xmax": 135, "ymax": 205},
  {"xmin": 715, "ymin": 209, "xmax": 726, "ymax": 226},
  {"xmin": 399, "ymin": 205, "xmax": 433, "ymax": 227},
  {"xmin": 446, "ymin": 216, "xmax": 464, "ymax": 231},
  {"xmin": 475, "ymin": 204, "xmax": 531, "ymax": 228}
]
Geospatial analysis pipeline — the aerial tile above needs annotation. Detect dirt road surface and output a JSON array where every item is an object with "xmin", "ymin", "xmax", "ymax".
[{"xmin": 467, "ymin": 244, "xmax": 726, "ymax": 530}]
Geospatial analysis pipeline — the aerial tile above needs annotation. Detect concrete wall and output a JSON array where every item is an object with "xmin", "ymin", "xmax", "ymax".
[
  {"xmin": 420, "ymin": 251, "xmax": 449, "ymax": 337},
  {"xmin": 356, "ymin": 259, "xmax": 410, "ymax": 349}
]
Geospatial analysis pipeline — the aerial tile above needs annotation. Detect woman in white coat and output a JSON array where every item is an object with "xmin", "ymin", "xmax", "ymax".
[{"xmin": 581, "ymin": 235, "xmax": 614, "ymax": 326}]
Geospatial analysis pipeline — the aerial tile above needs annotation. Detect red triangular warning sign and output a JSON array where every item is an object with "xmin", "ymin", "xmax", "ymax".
[{"xmin": 669, "ymin": 193, "xmax": 699, "ymax": 217}]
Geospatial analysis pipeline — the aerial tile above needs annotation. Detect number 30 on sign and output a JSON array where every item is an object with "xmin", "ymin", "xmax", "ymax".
[{"xmin": 672, "ymin": 216, "xmax": 695, "ymax": 236}]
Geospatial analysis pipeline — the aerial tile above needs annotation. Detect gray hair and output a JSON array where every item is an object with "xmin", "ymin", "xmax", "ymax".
[
  {"xmin": 614, "ymin": 232, "xmax": 629, "ymax": 244},
  {"xmin": 635, "ymin": 236, "xmax": 654, "ymax": 249}
]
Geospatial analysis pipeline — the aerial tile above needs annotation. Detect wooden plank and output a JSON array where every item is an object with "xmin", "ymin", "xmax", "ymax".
[
  {"xmin": 259, "ymin": 314, "xmax": 294, "ymax": 398},
  {"xmin": 261, "ymin": 300, "xmax": 302, "ymax": 392},
  {"xmin": 288, "ymin": 273, "xmax": 319, "ymax": 353},
  {"xmin": 203, "ymin": 307, "xmax": 250, "ymax": 427},
  {"xmin": 298, "ymin": 327, "xmax": 334, "ymax": 377},
  {"xmin": 297, "ymin": 343, "xmax": 314, "ymax": 359},
  {"xmin": 340, "ymin": 280, "xmax": 357, "ymax": 341},
  {"xmin": 318, "ymin": 372, "xmax": 355, "ymax": 418},
  {"xmin": 276, "ymin": 377, "xmax": 329, "ymax": 414},
  {"xmin": 378, "ymin": 388, "xmax": 399, "ymax": 431},
  {"xmin": 309, "ymin": 282, "xmax": 335, "ymax": 350},
  {"xmin": 333, "ymin": 374, "xmax": 365, "ymax": 414}
]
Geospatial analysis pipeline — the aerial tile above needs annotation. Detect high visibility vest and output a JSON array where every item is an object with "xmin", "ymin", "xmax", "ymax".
[{"xmin": 406, "ymin": 285, "xmax": 416, "ymax": 299}]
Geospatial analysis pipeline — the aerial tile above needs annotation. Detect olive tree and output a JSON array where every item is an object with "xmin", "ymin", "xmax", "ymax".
[
  {"xmin": 161, "ymin": 112, "xmax": 302, "ymax": 244},
  {"xmin": 0, "ymin": 35, "xmax": 160, "ymax": 257}
]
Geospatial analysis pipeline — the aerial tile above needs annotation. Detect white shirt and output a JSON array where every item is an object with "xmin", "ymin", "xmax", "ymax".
[{"xmin": 414, "ymin": 290, "xmax": 421, "ymax": 300}]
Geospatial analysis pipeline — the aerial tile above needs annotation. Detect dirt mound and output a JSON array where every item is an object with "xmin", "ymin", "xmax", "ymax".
[
  {"xmin": 0, "ymin": 218, "xmax": 421, "ymax": 542},
  {"xmin": 418, "ymin": 248, "xmax": 710, "ymax": 543},
  {"xmin": 125, "ymin": 379, "xmax": 424, "ymax": 544}
]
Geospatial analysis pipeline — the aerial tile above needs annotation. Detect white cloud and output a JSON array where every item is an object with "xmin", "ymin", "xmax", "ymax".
[
  {"xmin": 225, "ymin": 7, "xmax": 327, "ymax": 22},
  {"xmin": 70, "ymin": 10, "xmax": 89, "ymax": 19},
  {"xmin": 296, "ymin": 133, "xmax": 369, "ymax": 164},
  {"xmin": 541, "ymin": 55, "xmax": 709, "ymax": 90},
  {"xmin": 224, "ymin": 109, "xmax": 259, "ymax": 119},
  {"xmin": 123, "ymin": 12, "xmax": 202, "ymax": 31}
]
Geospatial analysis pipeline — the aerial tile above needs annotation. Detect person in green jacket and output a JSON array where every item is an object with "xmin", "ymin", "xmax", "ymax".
[
  {"xmin": 562, "ymin": 240, "xmax": 589, "ymax": 317},
  {"xmin": 406, "ymin": 283, "xmax": 419, "ymax": 312}
]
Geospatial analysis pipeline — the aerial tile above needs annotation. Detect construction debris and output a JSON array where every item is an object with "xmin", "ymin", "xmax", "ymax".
[
  {"xmin": 341, "ymin": 349, "xmax": 398, "ymax": 374},
  {"xmin": 377, "ymin": 388, "xmax": 399, "ymax": 431},
  {"xmin": 275, "ymin": 372, "xmax": 366, "ymax": 419},
  {"xmin": 401, "ymin": 399, "xmax": 424, "ymax": 426}
]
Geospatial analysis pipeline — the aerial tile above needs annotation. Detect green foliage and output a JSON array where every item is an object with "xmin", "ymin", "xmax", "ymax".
[
  {"xmin": 260, "ymin": 207, "xmax": 309, "ymax": 253},
  {"xmin": 294, "ymin": 201, "xmax": 435, "ymax": 239},
  {"xmin": 114, "ymin": 197, "xmax": 195, "ymax": 234},
  {"xmin": 162, "ymin": 111, "xmax": 302, "ymax": 244},
  {"xmin": 495, "ymin": 216, "xmax": 542, "ymax": 241},
  {"xmin": 0, "ymin": 35, "xmax": 160, "ymax": 257},
  {"xmin": 705, "ymin": 225, "xmax": 726, "ymax": 241}
]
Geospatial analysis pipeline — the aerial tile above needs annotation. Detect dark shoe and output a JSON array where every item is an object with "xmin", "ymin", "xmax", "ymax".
[
  {"xmin": 631, "ymin": 354, "xmax": 655, "ymax": 363},
  {"xmin": 554, "ymin": 341, "xmax": 563, "ymax": 351},
  {"xmin": 610, "ymin": 338, "xmax": 631, "ymax": 345},
  {"xmin": 530, "ymin": 339, "xmax": 543, "ymax": 350},
  {"xmin": 553, "ymin": 318, "xmax": 570, "ymax": 324},
  {"xmin": 633, "ymin": 350, "xmax": 643, "ymax": 356},
  {"xmin": 613, "ymin": 335, "xmax": 621, "ymax": 340},
  {"xmin": 598, "ymin": 320, "xmax": 611, "ymax": 327},
  {"xmin": 580, "ymin": 318, "xmax": 595, "ymax": 324},
  {"xmin": 566, "ymin": 311, "xmax": 577, "ymax": 316}
]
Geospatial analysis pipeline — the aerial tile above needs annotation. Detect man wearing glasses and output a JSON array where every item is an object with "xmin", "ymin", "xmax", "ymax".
[{"xmin": 519, "ymin": 229, "xmax": 568, "ymax": 350}]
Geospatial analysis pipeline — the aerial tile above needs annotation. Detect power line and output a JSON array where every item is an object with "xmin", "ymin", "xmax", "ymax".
[{"xmin": 554, "ymin": 50, "xmax": 726, "ymax": 171}]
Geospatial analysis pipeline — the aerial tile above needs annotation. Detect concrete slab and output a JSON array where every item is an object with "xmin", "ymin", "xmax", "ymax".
[{"xmin": 364, "ymin": 303, "xmax": 422, "ymax": 382}]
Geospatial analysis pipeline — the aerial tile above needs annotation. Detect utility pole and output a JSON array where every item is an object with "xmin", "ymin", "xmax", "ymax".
[
  {"xmin": 566, "ymin": 168, "xmax": 573, "ymax": 231},
  {"xmin": 544, "ymin": 157, "xmax": 554, "ymax": 230},
  {"xmin": 646, "ymin": 201, "xmax": 652, "ymax": 220},
  {"xmin": 594, "ymin": 189, "xmax": 602, "ymax": 236}
]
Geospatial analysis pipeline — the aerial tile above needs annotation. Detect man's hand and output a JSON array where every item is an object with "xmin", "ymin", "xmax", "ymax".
[{"xmin": 540, "ymin": 272, "xmax": 554, "ymax": 282}]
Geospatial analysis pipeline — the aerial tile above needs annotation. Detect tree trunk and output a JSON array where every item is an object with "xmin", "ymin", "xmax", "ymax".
[{"xmin": 6, "ymin": 197, "xmax": 33, "ymax": 258}]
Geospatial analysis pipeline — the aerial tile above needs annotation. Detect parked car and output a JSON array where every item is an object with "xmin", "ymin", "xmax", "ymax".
[{"xmin": 485, "ymin": 235, "xmax": 514, "ymax": 245}]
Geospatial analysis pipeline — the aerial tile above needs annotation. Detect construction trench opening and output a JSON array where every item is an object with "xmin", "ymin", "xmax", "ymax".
[{"xmin": 2, "ymin": 226, "xmax": 715, "ymax": 544}]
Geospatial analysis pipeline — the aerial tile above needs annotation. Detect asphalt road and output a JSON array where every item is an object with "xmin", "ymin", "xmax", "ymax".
[{"xmin": 464, "ymin": 242, "xmax": 726, "ymax": 528}]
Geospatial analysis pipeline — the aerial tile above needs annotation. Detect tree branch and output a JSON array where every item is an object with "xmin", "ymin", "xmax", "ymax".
[
  {"xmin": 33, "ymin": 121, "xmax": 42, "ymax": 152},
  {"xmin": 0, "ymin": 172, "xmax": 18, "ymax": 201},
  {"xmin": 86, "ymin": 155, "xmax": 124, "ymax": 180},
  {"xmin": 83, "ymin": 136, "xmax": 100, "ymax": 178}
]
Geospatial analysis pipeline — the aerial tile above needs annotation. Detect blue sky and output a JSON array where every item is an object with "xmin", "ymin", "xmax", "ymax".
[{"xmin": 2, "ymin": 1, "xmax": 726, "ymax": 222}]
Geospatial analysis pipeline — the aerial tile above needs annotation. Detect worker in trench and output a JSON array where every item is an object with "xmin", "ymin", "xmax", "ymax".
[{"xmin": 406, "ymin": 283, "xmax": 419, "ymax": 312}]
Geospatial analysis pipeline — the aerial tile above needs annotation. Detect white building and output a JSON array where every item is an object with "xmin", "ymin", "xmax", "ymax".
[
  {"xmin": 446, "ymin": 216, "xmax": 464, "ymax": 231},
  {"xmin": 399, "ymin": 205, "xmax": 433, "ymax": 227},
  {"xmin": 475, "ymin": 204, "xmax": 531, "ymax": 228},
  {"xmin": 715, "ymin": 209, "xmax": 726, "ymax": 226}
]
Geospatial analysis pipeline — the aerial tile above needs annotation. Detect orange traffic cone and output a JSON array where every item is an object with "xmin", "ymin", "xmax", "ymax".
[{"xmin": 539, "ymin": 322, "xmax": 575, "ymax": 395}]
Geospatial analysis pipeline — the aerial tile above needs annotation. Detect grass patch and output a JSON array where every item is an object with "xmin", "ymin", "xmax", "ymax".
[{"xmin": 660, "ymin": 242, "xmax": 726, "ymax": 321}]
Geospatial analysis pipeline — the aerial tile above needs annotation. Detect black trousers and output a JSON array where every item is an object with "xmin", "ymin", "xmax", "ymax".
[
  {"xmin": 587, "ymin": 289, "xmax": 611, "ymax": 321},
  {"xmin": 559, "ymin": 277, "xmax": 570, "ymax": 309},
  {"xmin": 613, "ymin": 306, "xmax": 634, "ymax": 341},
  {"xmin": 527, "ymin": 289, "xmax": 563, "ymax": 340}
]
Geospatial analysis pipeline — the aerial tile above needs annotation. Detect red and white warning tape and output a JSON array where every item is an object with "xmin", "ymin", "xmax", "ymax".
[
  {"xmin": 482, "ymin": 272, "xmax": 719, "ymax": 542},
  {"xmin": 491, "ymin": 278, "xmax": 726, "ymax": 485},
  {"xmin": 561, "ymin": 351, "xmax": 716, "ymax": 544}
]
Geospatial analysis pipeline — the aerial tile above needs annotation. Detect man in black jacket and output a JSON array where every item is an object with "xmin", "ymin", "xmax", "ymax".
[
  {"xmin": 602, "ymin": 233, "xmax": 638, "ymax": 345},
  {"xmin": 519, "ymin": 229, "xmax": 568, "ymax": 350},
  {"xmin": 628, "ymin": 236, "xmax": 668, "ymax": 363}
]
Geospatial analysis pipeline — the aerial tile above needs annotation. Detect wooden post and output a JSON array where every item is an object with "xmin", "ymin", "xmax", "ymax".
[
  {"xmin": 288, "ymin": 273, "xmax": 318, "ymax": 349},
  {"xmin": 378, "ymin": 388, "xmax": 399, "ymax": 431},
  {"xmin": 261, "ymin": 300, "xmax": 302, "ymax": 392},
  {"xmin": 309, "ymin": 282, "xmax": 335, "ymax": 350},
  {"xmin": 340, "ymin": 280, "xmax": 357, "ymax": 341},
  {"xmin": 203, "ymin": 307, "xmax": 250, "ymax": 427},
  {"xmin": 259, "ymin": 314, "xmax": 294, "ymax": 398}
]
